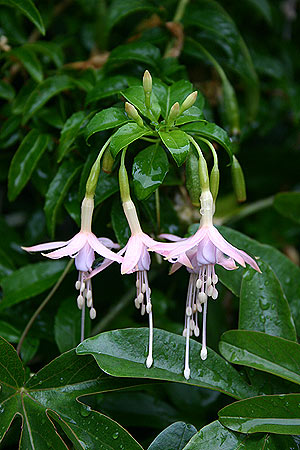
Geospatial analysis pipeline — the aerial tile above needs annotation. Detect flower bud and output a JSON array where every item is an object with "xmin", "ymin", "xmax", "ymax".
[
  {"xmin": 102, "ymin": 147, "xmax": 114, "ymax": 174},
  {"xmin": 231, "ymin": 155, "xmax": 246, "ymax": 202},
  {"xmin": 180, "ymin": 91, "xmax": 198, "ymax": 114},
  {"xmin": 167, "ymin": 102, "xmax": 180, "ymax": 125},
  {"xmin": 210, "ymin": 164, "xmax": 220, "ymax": 202},
  {"xmin": 125, "ymin": 102, "xmax": 144, "ymax": 127},
  {"xmin": 186, "ymin": 148, "xmax": 200, "ymax": 207},
  {"xmin": 143, "ymin": 70, "xmax": 152, "ymax": 94}
]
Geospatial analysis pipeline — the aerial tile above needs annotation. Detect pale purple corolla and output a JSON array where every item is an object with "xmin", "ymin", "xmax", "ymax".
[
  {"xmin": 88, "ymin": 199, "xmax": 158, "ymax": 368},
  {"xmin": 151, "ymin": 190, "xmax": 261, "ymax": 380},
  {"xmin": 22, "ymin": 196, "xmax": 123, "ymax": 320}
]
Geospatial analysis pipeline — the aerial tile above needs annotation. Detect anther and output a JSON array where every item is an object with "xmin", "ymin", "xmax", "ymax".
[
  {"xmin": 206, "ymin": 276, "xmax": 212, "ymax": 286},
  {"xmin": 196, "ymin": 301, "xmax": 202, "ymax": 312},
  {"xmin": 194, "ymin": 326, "xmax": 200, "ymax": 337},
  {"xmin": 186, "ymin": 306, "xmax": 193, "ymax": 316},
  {"xmin": 198, "ymin": 292, "xmax": 207, "ymax": 304},
  {"xmin": 75, "ymin": 281, "xmax": 81, "ymax": 290},
  {"xmin": 141, "ymin": 304, "xmax": 146, "ymax": 316},
  {"xmin": 201, "ymin": 347, "xmax": 208, "ymax": 360},
  {"xmin": 212, "ymin": 288, "xmax": 218, "ymax": 300},
  {"xmin": 86, "ymin": 290, "xmax": 92, "ymax": 301},
  {"xmin": 184, "ymin": 367, "xmax": 190, "ymax": 380},
  {"xmin": 77, "ymin": 295, "xmax": 84, "ymax": 310},
  {"xmin": 190, "ymin": 320, "xmax": 195, "ymax": 331},
  {"xmin": 142, "ymin": 283, "xmax": 146, "ymax": 293},
  {"xmin": 146, "ymin": 303, "xmax": 152, "ymax": 314},
  {"xmin": 196, "ymin": 279, "xmax": 202, "ymax": 289},
  {"xmin": 80, "ymin": 281, "xmax": 85, "ymax": 292},
  {"xmin": 207, "ymin": 285, "xmax": 214, "ymax": 297},
  {"xmin": 134, "ymin": 298, "xmax": 140, "ymax": 309},
  {"xmin": 90, "ymin": 308, "xmax": 96, "ymax": 319},
  {"xmin": 183, "ymin": 328, "xmax": 187, "ymax": 337},
  {"xmin": 87, "ymin": 297, "xmax": 93, "ymax": 308},
  {"xmin": 138, "ymin": 293, "xmax": 144, "ymax": 303},
  {"xmin": 212, "ymin": 274, "xmax": 218, "ymax": 284},
  {"xmin": 192, "ymin": 304, "xmax": 197, "ymax": 313},
  {"xmin": 136, "ymin": 279, "xmax": 140, "ymax": 288}
]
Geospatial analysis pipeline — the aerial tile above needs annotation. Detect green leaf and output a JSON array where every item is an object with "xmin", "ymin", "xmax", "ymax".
[
  {"xmin": 239, "ymin": 260, "xmax": 296, "ymax": 341},
  {"xmin": 77, "ymin": 328, "xmax": 257, "ymax": 399},
  {"xmin": 25, "ymin": 41, "xmax": 64, "ymax": 67},
  {"xmin": 122, "ymin": 85, "xmax": 161, "ymax": 121},
  {"xmin": 54, "ymin": 297, "xmax": 90, "ymax": 353},
  {"xmin": 183, "ymin": 420, "xmax": 299, "ymax": 450},
  {"xmin": 110, "ymin": 123, "xmax": 149, "ymax": 158},
  {"xmin": 132, "ymin": 144, "xmax": 169, "ymax": 200},
  {"xmin": 274, "ymin": 192, "xmax": 300, "ymax": 224},
  {"xmin": 22, "ymin": 75, "xmax": 74, "ymax": 124},
  {"xmin": 0, "ymin": 115, "xmax": 21, "ymax": 141},
  {"xmin": 95, "ymin": 171, "xmax": 119, "ymax": 207},
  {"xmin": 85, "ymin": 75, "xmax": 132, "ymax": 105},
  {"xmin": 85, "ymin": 107, "xmax": 129, "ymax": 143},
  {"xmin": 245, "ymin": 0, "xmax": 272, "ymax": 24},
  {"xmin": 219, "ymin": 330, "xmax": 300, "ymax": 385},
  {"xmin": 0, "ymin": 261, "xmax": 66, "ymax": 310},
  {"xmin": 176, "ymin": 106, "xmax": 205, "ymax": 125},
  {"xmin": 44, "ymin": 161, "xmax": 82, "ymax": 237},
  {"xmin": 148, "ymin": 422, "xmax": 197, "ymax": 450},
  {"xmin": 108, "ymin": 0, "xmax": 155, "ymax": 29},
  {"xmin": 10, "ymin": 45, "xmax": 43, "ymax": 82},
  {"xmin": 219, "ymin": 394, "xmax": 300, "ymax": 434},
  {"xmin": 111, "ymin": 197, "xmax": 131, "ymax": 247},
  {"xmin": 0, "ymin": 79, "xmax": 15, "ymax": 100},
  {"xmin": 0, "ymin": 339, "xmax": 144, "ymax": 449},
  {"xmin": 8, "ymin": 129, "xmax": 50, "ymax": 201},
  {"xmin": 180, "ymin": 122, "xmax": 233, "ymax": 162},
  {"xmin": 0, "ymin": 320, "xmax": 39, "ymax": 363},
  {"xmin": 159, "ymin": 130, "xmax": 190, "ymax": 166},
  {"xmin": 0, "ymin": 0, "xmax": 45, "ymax": 34},
  {"xmin": 108, "ymin": 42, "xmax": 160, "ymax": 68},
  {"xmin": 215, "ymin": 226, "xmax": 300, "ymax": 335},
  {"xmin": 57, "ymin": 111, "xmax": 86, "ymax": 162}
]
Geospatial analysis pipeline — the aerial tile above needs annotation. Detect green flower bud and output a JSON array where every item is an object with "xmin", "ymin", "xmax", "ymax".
[
  {"xmin": 231, "ymin": 155, "xmax": 246, "ymax": 202},
  {"xmin": 86, "ymin": 158, "xmax": 100, "ymax": 198},
  {"xmin": 167, "ymin": 102, "xmax": 180, "ymax": 126},
  {"xmin": 125, "ymin": 102, "xmax": 144, "ymax": 127},
  {"xmin": 186, "ymin": 148, "xmax": 200, "ymax": 207},
  {"xmin": 143, "ymin": 70, "xmax": 152, "ymax": 109},
  {"xmin": 210, "ymin": 164, "xmax": 220, "ymax": 202},
  {"xmin": 180, "ymin": 91, "xmax": 198, "ymax": 114},
  {"xmin": 102, "ymin": 147, "xmax": 114, "ymax": 174}
]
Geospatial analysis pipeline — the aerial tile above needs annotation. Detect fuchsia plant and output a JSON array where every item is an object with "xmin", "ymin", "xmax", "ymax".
[{"xmin": 22, "ymin": 70, "xmax": 260, "ymax": 379}]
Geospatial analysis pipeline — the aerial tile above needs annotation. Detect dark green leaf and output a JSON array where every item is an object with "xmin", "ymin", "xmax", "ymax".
[
  {"xmin": 95, "ymin": 171, "xmax": 119, "ymax": 206},
  {"xmin": 219, "ymin": 394, "xmax": 300, "ymax": 434},
  {"xmin": 85, "ymin": 107, "xmax": 129, "ymax": 143},
  {"xmin": 148, "ymin": 422, "xmax": 197, "ymax": 450},
  {"xmin": 215, "ymin": 226, "xmax": 300, "ymax": 335},
  {"xmin": 219, "ymin": 330, "xmax": 300, "ymax": 385},
  {"xmin": 25, "ymin": 41, "xmax": 64, "ymax": 67},
  {"xmin": 159, "ymin": 130, "xmax": 190, "ymax": 166},
  {"xmin": 0, "ymin": 248, "xmax": 14, "ymax": 281},
  {"xmin": 133, "ymin": 144, "xmax": 169, "ymax": 200},
  {"xmin": 10, "ymin": 45, "xmax": 43, "ymax": 82},
  {"xmin": 239, "ymin": 260, "xmax": 296, "ymax": 341},
  {"xmin": 0, "ymin": 320, "xmax": 39, "ymax": 363},
  {"xmin": 176, "ymin": 106, "xmax": 205, "ymax": 125},
  {"xmin": 44, "ymin": 161, "xmax": 82, "ymax": 237},
  {"xmin": 108, "ymin": 0, "xmax": 155, "ymax": 29},
  {"xmin": 180, "ymin": 122, "xmax": 233, "ymax": 161},
  {"xmin": 108, "ymin": 42, "xmax": 160, "ymax": 68},
  {"xmin": 122, "ymin": 85, "xmax": 161, "ymax": 121},
  {"xmin": 0, "ymin": 115, "xmax": 21, "ymax": 141},
  {"xmin": 0, "ymin": 79, "xmax": 15, "ymax": 100},
  {"xmin": 57, "ymin": 111, "xmax": 86, "ymax": 162},
  {"xmin": 274, "ymin": 192, "xmax": 300, "ymax": 224},
  {"xmin": 85, "ymin": 75, "xmax": 132, "ymax": 105},
  {"xmin": 8, "ymin": 129, "xmax": 50, "ymax": 201},
  {"xmin": 0, "ymin": 261, "xmax": 66, "ymax": 310},
  {"xmin": 22, "ymin": 75, "xmax": 74, "ymax": 124},
  {"xmin": 0, "ymin": 336, "xmax": 24, "ymax": 387},
  {"xmin": 0, "ymin": 0, "xmax": 45, "ymax": 34},
  {"xmin": 110, "ymin": 123, "xmax": 149, "ymax": 158},
  {"xmin": 245, "ymin": 0, "xmax": 272, "ymax": 24},
  {"xmin": 77, "ymin": 328, "xmax": 257, "ymax": 399},
  {"xmin": 111, "ymin": 197, "xmax": 131, "ymax": 247}
]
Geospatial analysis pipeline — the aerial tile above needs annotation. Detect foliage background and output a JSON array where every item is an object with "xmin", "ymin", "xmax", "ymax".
[{"xmin": 0, "ymin": 0, "xmax": 300, "ymax": 449}]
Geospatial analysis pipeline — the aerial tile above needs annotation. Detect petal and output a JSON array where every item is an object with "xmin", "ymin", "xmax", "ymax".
[
  {"xmin": 42, "ymin": 233, "xmax": 86, "ymax": 259},
  {"xmin": 121, "ymin": 236, "xmax": 144, "ymax": 274},
  {"xmin": 158, "ymin": 233, "xmax": 183, "ymax": 242},
  {"xmin": 88, "ymin": 233, "xmax": 123, "ymax": 263},
  {"xmin": 177, "ymin": 252, "xmax": 193, "ymax": 269},
  {"xmin": 236, "ymin": 249, "xmax": 261, "ymax": 272},
  {"xmin": 75, "ymin": 243, "xmax": 95, "ymax": 272},
  {"xmin": 86, "ymin": 258, "xmax": 115, "ymax": 279},
  {"xmin": 201, "ymin": 238, "xmax": 217, "ymax": 264},
  {"xmin": 216, "ymin": 250, "xmax": 238, "ymax": 270},
  {"xmin": 98, "ymin": 237, "xmax": 120, "ymax": 249},
  {"xmin": 22, "ymin": 240, "xmax": 69, "ymax": 252},
  {"xmin": 169, "ymin": 262, "xmax": 182, "ymax": 274},
  {"xmin": 208, "ymin": 227, "xmax": 246, "ymax": 267}
]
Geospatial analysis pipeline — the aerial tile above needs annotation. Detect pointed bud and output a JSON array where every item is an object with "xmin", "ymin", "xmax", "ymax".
[
  {"xmin": 143, "ymin": 70, "xmax": 152, "ymax": 94},
  {"xmin": 231, "ymin": 155, "xmax": 246, "ymax": 202},
  {"xmin": 125, "ymin": 102, "xmax": 144, "ymax": 127},
  {"xmin": 210, "ymin": 164, "xmax": 220, "ymax": 202},
  {"xmin": 186, "ymin": 148, "xmax": 201, "ymax": 207},
  {"xmin": 180, "ymin": 91, "xmax": 198, "ymax": 114},
  {"xmin": 102, "ymin": 147, "xmax": 114, "ymax": 174},
  {"xmin": 167, "ymin": 102, "xmax": 180, "ymax": 125}
]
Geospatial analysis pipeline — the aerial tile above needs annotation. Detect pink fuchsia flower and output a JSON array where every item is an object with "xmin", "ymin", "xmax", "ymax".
[
  {"xmin": 22, "ymin": 197, "xmax": 123, "ymax": 321},
  {"xmin": 151, "ymin": 190, "xmax": 261, "ymax": 380}
]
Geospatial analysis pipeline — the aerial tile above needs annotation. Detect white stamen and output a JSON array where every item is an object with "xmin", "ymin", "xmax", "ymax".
[
  {"xmin": 77, "ymin": 295, "xmax": 84, "ymax": 310},
  {"xmin": 141, "ymin": 304, "xmax": 146, "ymax": 315},
  {"xmin": 183, "ymin": 328, "xmax": 187, "ymax": 337},
  {"xmin": 196, "ymin": 301, "xmax": 202, "ymax": 312},
  {"xmin": 138, "ymin": 293, "xmax": 144, "ymax": 303},
  {"xmin": 142, "ymin": 283, "xmax": 146, "ymax": 293},
  {"xmin": 212, "ymin": 274, "xmax": 218, "ymax": 284},
  {"xmin": 87, "ymin": 297, "xmax": 93, "ymax": 308},
  {"xmin": 194, "ymin": 326, "xmax": 200, "ymax": 337},
  {"xmin": 75, "ymin": 281, "xmax": 81, "ymax": 290},
  {"xmin": 206, "ymin": 276, "xmax": 212, "ymax": 286},
  {"xmin": 146, "ymin": 355, "xmax": 153, "ymax": 368},
  {"xmin": 190, "ymin": 320, "xmax": 195, "ymax": 331},
  {"xmin": 201, "ymin": 347, "xmax": 207, "ymax": 360},
  {"xmin": 80, "ymin": 281, "xmax": 85, "ymax": 292},
  {"xmin": 207, "ymin": 285, "xmax": 214, "ymax": 297},
  {"xmin": 146, "ymin": 310, "xmax": 153, "ymax": 368},
  {"xmin": 86, "ymin": 290, "xmax": 92, "ymax": 300},
  {"xmin": 196, "ymin": 279, "xmax": 202, "ymax": 289},
  {"xmin": 146, "ymin": 303, "xmax": 152, "ymax": 314},
  {"xmin": 136, "ymin": 279, "xmax": 139, "ymax": 288},
  {"xmin": 212, "ymin": 288, "xmax": 218, "ymax": 300},
  {"xmin": 134, "ymin": 298, "xmax": 140, "ymax": 309},
  {"xmin": 198, "ymin": 292, "xmax": 207, "ymax": 304},
  {"xmin": 186, "ymin": 306, "xmax": 193, "ymax": 316},
  {"xmin": 90, "ymin": 307, "xmax": 96, "ymax": 319},
  {"xmin": 201, "ymin": 301, "xmax": 207, "ymax": 360},
  {"xmin": 184, "ymin": 367, "xmax": 190, "ymax": 380}
]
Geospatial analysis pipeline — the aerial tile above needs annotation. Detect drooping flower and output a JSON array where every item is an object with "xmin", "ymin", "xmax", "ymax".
[
  {"xmin": 22, "ymin": 196, "xmax": 123, "ymax": 321},
  {"xmin": 151, "ymin": 190, "xmax": 261, "ymax": 380}
]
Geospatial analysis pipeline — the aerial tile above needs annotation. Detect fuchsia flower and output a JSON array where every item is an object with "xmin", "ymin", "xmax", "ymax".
[
  {"xmin": 22, "ymin": 197, "xmax": 122, "ymax": 320},
  {"xmin": 151, "ymin": 190, "xmax": 261, "ymax": 380}
]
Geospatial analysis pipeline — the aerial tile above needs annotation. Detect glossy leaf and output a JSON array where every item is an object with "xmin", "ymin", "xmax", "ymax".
[
  {"xmin": 25, "ymin": 41, "xmax": 64, "ymax": 67},
  {"xmin": 239, "ymin": 260, "xmax": 296, "ymax": 341},
  {"xmin": 85, "ymin": 75, "xmax": 131, "ymax": 104},
  {"xmin": 0, "ymin": 320, "xmax": 39, "ymax": 363},
  {"xmin": 111, "ymin": 197, "xmax": 131, "ymax": 247},
  {"xmin": 274, "ymin": 192, "xmax": 300, "ymax": 224},
  {"xmin": 8, "ymin": 129, "xmax": 49, "ymax": 201},
  {"xmin": 10, "ymin": 45, "xmax": 43, "ymax": 82},
  {"xmin": 148, "ymin": 421, "xmax": 197, "ymax": 450},
  {"xmin": 159, "ymin": 130, "xmax": 190, "ymax": 166},
  {"xmin": 245, "ymin": 0, "xmax": 272, "ymax": 24},
  {"xmin": 0, "ymin": 80, "xmax": 15, "ymax": 100},
  {"xmin": 180, "ymin": 122, "xmax": 233, "ymax": 161},
  {"xmin": 219, "ymin": 330, "xmax": 300, "ymax": 385},
  {"xmin": 219, "ymin": 393, "xmax": 300, "ymax": 434},
  {"xmin": 176, "ymin": 106, "xmax": 205, "ymax": 125},
  {"xmin": 110, "ymin": 123, "xmax": 149, "ymax": 158},
  {"xmin": 122, "ymin": 85, "xmax": 161, "ymax": 121},
  {"xmin": 108, "ymin": 0, "xmax": 155, "ymax": 29},
  {"xmin": 77, "ymin": 328, "xmax": 257, "ymax": 399},
  {"xmin": 57, "ymin": 111, "xmax": 86, "ymax": 162},
  {"xmin": 22, "ymin": 75, "xmax": 74, "ymax": 124},
  {"xmin": 215, "ymin": 226, "xmax": 300, "ymax": 335},
  {"xmin": 85, "ymin": 107, "xmax": 129, "ymax": 142},
  {"xmin": 132, "ymin": 144, "xmax": 169, "ymax": 200},
  {"xmin": 0, "ymin": 260, "xmax": 66, "ymax": 309},
  {"xmin": 44, "ymin": 160, "xmax": 82, "ymax": 237},
  {"xmin": 107, "ymin": 42, "xmax": 160, "ymax": 68},
  {"xmin": 0, "ymin": 338, "xmax": 144, "ymax": 449},
  {"xmin": 0, "ymin": 0, "xmax": 45, "ymax": 34},
  {"xmin": 183, "ymin": 420, "xmax": 299, "ymax": 450}
]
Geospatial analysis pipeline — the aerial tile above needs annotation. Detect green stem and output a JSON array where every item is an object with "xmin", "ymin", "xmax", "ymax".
[
  {"xmin": 188, "ymin": 135, "xmax": 210, "ymax": 191},
  {"xmin": 173, "ymin": 0, "xmax": 190, "ymax": 22},
  {"xmin": 220, "ymin": 196, "xmax": 274, "ymax": 225},
  {"xmin": 17, "ymin": 259, "xmax": 74, "ymax": 356},
  {"xmin": 155, "ymin": 188, "xmax": 161, "ymax": 232},
  {"xmin": 198, "ymin": 137, "xmax": 218, "ymax": 166},
  {"xmin": 86, "ymin": 135, "xmax": 112, "ymax": 198}
]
